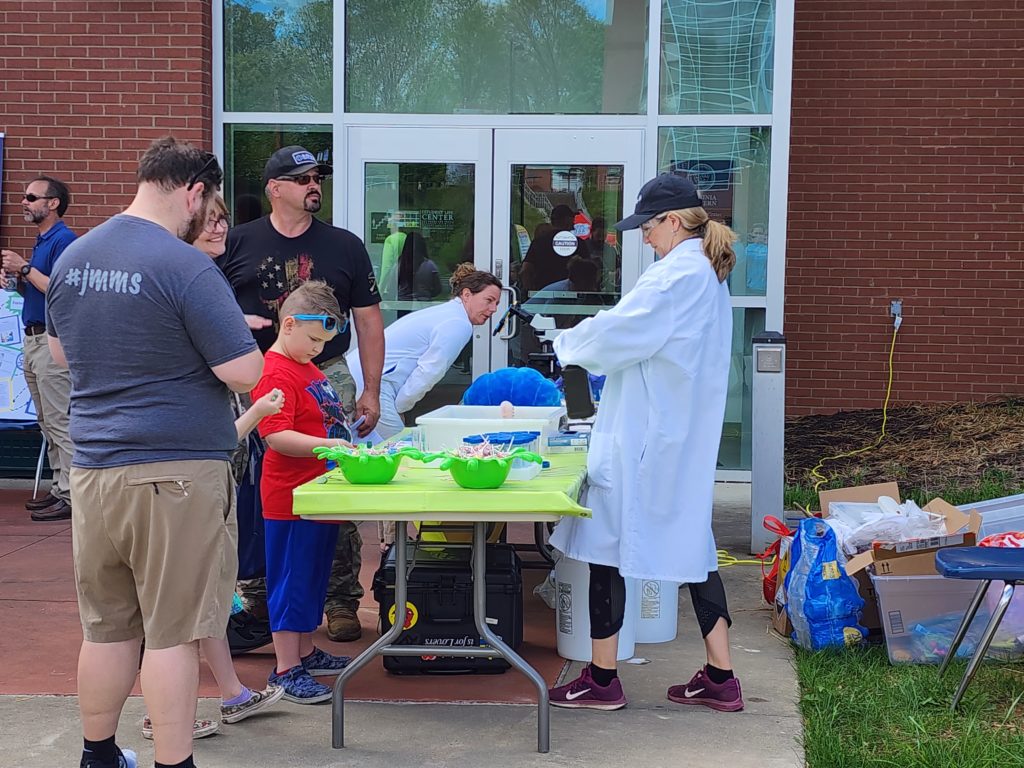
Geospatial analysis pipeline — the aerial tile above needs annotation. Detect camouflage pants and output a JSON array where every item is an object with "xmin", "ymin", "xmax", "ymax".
[
  {"xmin": 237, "ymin": 356, "xmax": 365, "ymax": 614},
  {"xmin": 237, "ymin": 522, "xmax": 364, "ymax": 614}
]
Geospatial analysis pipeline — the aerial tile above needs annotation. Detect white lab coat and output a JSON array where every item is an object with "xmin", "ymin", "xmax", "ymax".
[
  {"xmin": 550, "ymin": 237, "xmax": 732, "ymax": 584},
  {"xmin": 348, "ymin": 298, "xmax": 473, "ymax": 439}
]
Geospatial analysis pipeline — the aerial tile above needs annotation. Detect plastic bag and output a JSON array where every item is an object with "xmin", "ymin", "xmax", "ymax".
[
  {"xmin": 825, "ymin": 496, "xmax": 946, "ymax": 555},
  {"xmin": 785, "ymin": 518, "xmax": 867, "ymax": 650},
  {"xmin": 759, "ymin": 515, "xmax": 795, "ymax": 605},
  {"xmin": 980, "ymin": 531, "xmax": 1024, "ymax": 548}
]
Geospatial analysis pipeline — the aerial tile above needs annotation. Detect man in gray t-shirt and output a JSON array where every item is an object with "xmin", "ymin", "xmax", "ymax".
[{"xmin": 46, "ymin": 137, "xmax": 263, "ymax": 768}]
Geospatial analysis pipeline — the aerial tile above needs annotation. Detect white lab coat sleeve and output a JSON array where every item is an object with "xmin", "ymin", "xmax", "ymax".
[
  {"xmin": 394, "ymin": 319, "xmax": 472, "ymax": 413},
  {"xmin": 553, "ymin": 280, "xmax": 676, "ymax": 376}
]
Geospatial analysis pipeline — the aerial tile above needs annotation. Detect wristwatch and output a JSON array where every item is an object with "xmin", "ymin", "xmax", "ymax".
[{"xmin": 19, "ymin": 264, "xmax": 31, "ymax": 277}]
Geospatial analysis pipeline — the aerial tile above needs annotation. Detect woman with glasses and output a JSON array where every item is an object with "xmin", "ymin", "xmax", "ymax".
[
  {"xmin": 194, "ymin": 197, "xmax": 270, "ymax": 331},
  {"xmin": 347, "ymin": 262, "xmax": 502, "ymax": 441},
  {"xmin": 136, "ymin": 195, "xmax": 286, "ymax": 741},
  {"xmin": 547, "ymin": 174, "xmax": 745, "ymax": 715}
]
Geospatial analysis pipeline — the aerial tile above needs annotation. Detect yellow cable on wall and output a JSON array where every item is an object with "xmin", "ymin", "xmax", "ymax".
[{"xmin": 809, "ymin": 321, "xmax": 901, "ymax": 495}]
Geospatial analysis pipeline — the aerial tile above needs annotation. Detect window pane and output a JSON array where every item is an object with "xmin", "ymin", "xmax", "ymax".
[
  {"xmin": 362, "ymin": 162, "xmax": 477, "ymax": 421},
  {"xmin": 658, "ymin": 127, "xmax": 771, "ymax": 297},
  {"xmin": 660, "ymin": 0, "xmax": 774, "ymax": 115},
  {"xmin": 224, "ymin": 0, "xmax": 332, "ymax": 112},
  {"xmin": 346, "ymin": 0, "xmax": 648, "ymax": 115},
  {"xmin": 508, "ymin": 164, "xmax": 623, "ymax": 371},
  {"xmin": 224, "ymin": 124, "xmax": 333, "ymax": 225},
  {"xmin": 718, "ymin": 308, "xmax": 765, "ymax": 471}
]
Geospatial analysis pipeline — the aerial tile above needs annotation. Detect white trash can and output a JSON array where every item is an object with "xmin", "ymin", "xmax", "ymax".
[
  {"xmin": 635, "ymin": 579, "xmax": 681, "ymax": 644},
  {"xmin": 554, "ymin": 556, "xmax": 639, "ymax": 662}
]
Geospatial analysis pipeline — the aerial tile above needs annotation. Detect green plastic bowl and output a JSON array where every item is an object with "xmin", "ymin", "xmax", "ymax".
[
  {"xmin": 336, "ymin": 453, "xmax": 404, "ymax": 485},
  {"xmin": 445, "ymin": 457, "xmax": 512, "ymax": 490}
]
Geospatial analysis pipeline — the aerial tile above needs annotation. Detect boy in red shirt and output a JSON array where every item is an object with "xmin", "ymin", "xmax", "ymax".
[{"xmin": 252, "ymin": 281, "xmax": 354, "ymax": 703}]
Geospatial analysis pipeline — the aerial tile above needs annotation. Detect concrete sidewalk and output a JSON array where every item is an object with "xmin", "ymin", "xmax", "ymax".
[{"xmin": 2, "ymin": 483, "xmax": 803, "ymax": 768}]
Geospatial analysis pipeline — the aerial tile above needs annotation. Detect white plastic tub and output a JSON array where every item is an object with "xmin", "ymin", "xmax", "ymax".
[
  {"xmin": 554, "ymin": 556, "xmax": 639, "ymax": 662},
  {"xmin": 635, "ymin": 579, "xmax": 681, "ymax": 644},
  {"xmin": 416, "ymin": 405, "xmax": 565, "ymax": 452}
]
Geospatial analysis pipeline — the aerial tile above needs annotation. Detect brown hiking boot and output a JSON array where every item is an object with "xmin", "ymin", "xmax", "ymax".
[{"xmin": 326, "ymin": 607, "xmax": 362, "ymax": 642}]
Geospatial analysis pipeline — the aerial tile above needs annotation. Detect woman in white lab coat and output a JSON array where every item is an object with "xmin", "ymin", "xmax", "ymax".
[
  {"xmin": 548, "ymin": 174, "xmax": 744, "ymax": 714},
  {"xmin": 347, "ymin": 263, "xmax": 501, "ymax": 438}
]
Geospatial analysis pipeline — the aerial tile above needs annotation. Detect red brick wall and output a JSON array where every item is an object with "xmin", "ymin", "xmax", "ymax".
[
  {"xmin": 786, "ymin": 0, "xmax": 1024, "ymax": 414},
  {"xmin": 0, "ymin": 1, "xmax": 212, "ymax": 249}
]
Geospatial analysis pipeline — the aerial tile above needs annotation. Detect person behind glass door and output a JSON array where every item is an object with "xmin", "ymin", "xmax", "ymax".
[
  {"xmin": 547, "ymin": 173, "xmax": 745, "ymax": 714},
  {"xmin": 589, "ymin": 216, "xmax": 621, "ymax": 293},
  {"xmin": 519, "ymin": 204, "xmax": 589, "ymax": 295},
  {"xmin": 395, "ymin": 230, "xmax": 442, "ymax": 317},
  {"xmin": 346, "ymin": 263, "xmax": 501, "ymax": 440}
]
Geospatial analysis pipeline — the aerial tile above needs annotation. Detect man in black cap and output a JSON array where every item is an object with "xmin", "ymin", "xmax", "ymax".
[{"xmin": 220, "ymin": 144, "xmax": 384, "ymax": 643}]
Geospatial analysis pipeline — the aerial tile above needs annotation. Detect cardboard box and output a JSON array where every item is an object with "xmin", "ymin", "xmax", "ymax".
[
  {"xmin": 770, "ymin": 596, "xmax": 793, "ymax": 638},
  {"xmin": 842, "ymin": 497, "xmax": 981, "ymax": 578},
  {"xmin": 776, "ymin": 484, "xmax": 981, "ymax": 634}
]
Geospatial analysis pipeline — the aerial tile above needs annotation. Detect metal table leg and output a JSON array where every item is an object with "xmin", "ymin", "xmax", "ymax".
[
  {"xmin": 329, "ymin": 520, "xmax": 552, "ymax": 753},
  {"xmin": 472, "ymin": 521, "xmax": 551, "ymax": 753},
  {"xmin": 331, "ymin": 521, "xmax": 409, "ymax": 748}
]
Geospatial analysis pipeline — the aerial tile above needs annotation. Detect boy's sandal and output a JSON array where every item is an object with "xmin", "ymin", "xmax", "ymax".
[{"xmin": 141, "ymin": 714, "xmax": 219, "ymax": 740}]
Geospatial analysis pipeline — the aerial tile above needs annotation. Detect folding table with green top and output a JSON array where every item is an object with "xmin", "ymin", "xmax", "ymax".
[{"xmin": 292, "ymin": 452, "xmax": 591, "ymax": 754}]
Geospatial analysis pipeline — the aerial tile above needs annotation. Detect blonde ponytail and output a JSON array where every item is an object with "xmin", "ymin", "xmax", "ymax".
[{"xmin": 669, "ymin": 207, "xmax": 737, "ymax": 283}]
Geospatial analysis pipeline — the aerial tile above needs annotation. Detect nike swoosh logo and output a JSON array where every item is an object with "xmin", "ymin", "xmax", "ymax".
[
  {"xmin": 565, "ymin": 688, "xmax": 592, "ymax": 700},
  {"xmin": 683, "ymin": 688, "xmax": 705, "ymax": 698}
]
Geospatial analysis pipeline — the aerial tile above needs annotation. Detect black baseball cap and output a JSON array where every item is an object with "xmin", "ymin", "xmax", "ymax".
[
  {"xmin": 615, "ymin": 173, "xmax": 703, "ymax": 231},
  {"xmin": 262, "ymin": 145, "xmax": 333, "ymax": 185}
]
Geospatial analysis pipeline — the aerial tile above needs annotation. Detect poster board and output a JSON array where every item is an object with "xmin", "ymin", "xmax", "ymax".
[{"xmin": 0, "ymin": 132, "xmax": 39, "ymax": 423}]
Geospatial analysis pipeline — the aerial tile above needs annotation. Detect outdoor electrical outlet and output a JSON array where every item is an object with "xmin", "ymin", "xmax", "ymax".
[{"xmin": 890, "ymin": 300, "xmax": 903, "ymax": 318}]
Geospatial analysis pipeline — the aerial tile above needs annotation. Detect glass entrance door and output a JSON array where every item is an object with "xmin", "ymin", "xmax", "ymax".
[
  {"xmin": 346, "ymin": 127, "xmax": 492, "ymax": 422},
  {"xmin": 346, "ymin": 127, "xmax": 643, "ymax": 419},
  {"xmin": 490, "ymin": 129, "xmax": 644, "ymax": 372}
]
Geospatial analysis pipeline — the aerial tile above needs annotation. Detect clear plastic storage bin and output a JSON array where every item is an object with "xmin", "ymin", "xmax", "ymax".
[
  {"xmin": 871, "ymin": 573, "xmax": 1024, "ymax": 664},
  {"xmin": 416, "ymin": 405, "xmax": 564, "ymax": 452}
]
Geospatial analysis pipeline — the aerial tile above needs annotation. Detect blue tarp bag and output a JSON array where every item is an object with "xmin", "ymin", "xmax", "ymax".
[
  {"xmin": 784, "ymin": 517, "xmax": 867, "ymax": 650},
  {"xmin": 462, "ymin": 366, "xmax": 562, "ymax": 407}
]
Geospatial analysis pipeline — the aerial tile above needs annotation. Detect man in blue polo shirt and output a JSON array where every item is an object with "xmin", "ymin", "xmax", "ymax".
[{"xmin": 1, "ymin": 176, "xmax": 77, "ymax": 521}]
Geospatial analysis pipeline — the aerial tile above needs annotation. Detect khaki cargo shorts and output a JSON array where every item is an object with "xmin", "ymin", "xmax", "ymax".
[{"xmin": 71, "ymin": 459, "xmax": 238, "ymax": 650}]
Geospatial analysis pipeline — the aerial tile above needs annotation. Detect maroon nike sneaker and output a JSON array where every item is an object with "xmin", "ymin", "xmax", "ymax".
[
  {"xmin": 667, "ymin": 666, "xmax": 744, "ymax": 712},
  {"xmin": 549, "ymin": 666, "xmax": 627, "ymax": 711}
]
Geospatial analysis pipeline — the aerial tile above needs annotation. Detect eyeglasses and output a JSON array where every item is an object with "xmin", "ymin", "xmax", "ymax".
[
  {"xmin": 277, "ymin": 174, "xmax": 324, "ymax": 186},
  {"xmin": 187, "ymin": 153, "xmax": 219, "ymax": 191},
  {"xmin": 640, "ymin": 214, "xmax": 669, "ymax": 237},
  {"xmin": 204, "ymin": 214, "xmax": 230, "ymax": 232},
  {"xmin": 292, "ymin": 313, "xmax": 348, "ymax": 334},
  {"xmin": 23, "ymin": 194, "xmax": 56, "ymax": 203}
]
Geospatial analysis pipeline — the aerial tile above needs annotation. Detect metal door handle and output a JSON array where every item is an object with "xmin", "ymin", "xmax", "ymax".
[{"xmin": 497, "ymin": 285, "xmax": 520, "ymax": 340}]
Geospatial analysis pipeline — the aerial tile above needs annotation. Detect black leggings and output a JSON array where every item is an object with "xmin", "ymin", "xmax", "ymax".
[{"xmin": 588, "ymin": 563, "xmax": 732, "ymax": 640}]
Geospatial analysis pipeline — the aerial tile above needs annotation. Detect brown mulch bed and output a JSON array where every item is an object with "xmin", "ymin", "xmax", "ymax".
[{"xmin": 785, "ymin": 398, "xmax": 1024, "ymax": 490}]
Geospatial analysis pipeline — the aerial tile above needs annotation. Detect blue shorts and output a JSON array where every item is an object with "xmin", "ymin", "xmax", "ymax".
[{"xmin": 265, "ymin": 518, "xmax": 340, "ymax": 633}]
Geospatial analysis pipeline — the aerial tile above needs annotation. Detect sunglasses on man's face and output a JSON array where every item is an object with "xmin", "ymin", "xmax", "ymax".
[
  {"xmin": 23, "ymin": 194, "xmax": 56, "ymax": 203},
  {"xmin": 292, "ymin": 313, "xmax": 348, "ymax": 334},
  {"xmin": 277, "ymin": 174, "xmax": 324, "ymax": 186}
]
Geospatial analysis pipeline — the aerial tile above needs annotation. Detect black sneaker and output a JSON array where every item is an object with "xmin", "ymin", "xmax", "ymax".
[
  {"xmin": 226, "ymin": 609, "xmax": 272, "ymax": 655},
  {"xmin": 81, "ymin": 747, "xmax": 136, "ymax": 768}
]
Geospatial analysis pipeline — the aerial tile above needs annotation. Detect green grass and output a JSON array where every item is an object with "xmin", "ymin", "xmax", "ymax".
[
  {"xmin": 787, "ymin": 471, "xmax": 1024, "ymax": 766},
  {"xmin": 784, "ymin": 469, "xmax": 1024, "ymax": 514},
  {"xmin": 797, "ymin": 646, "xmax": 1024, "ymax": 768}
]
